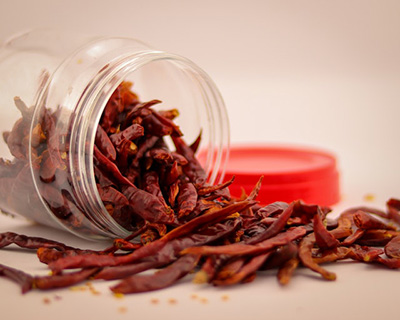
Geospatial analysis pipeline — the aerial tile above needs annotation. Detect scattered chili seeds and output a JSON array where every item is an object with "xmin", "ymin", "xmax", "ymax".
[
  {"xmin": 150, "ymin": 298, "xmax": 159, "ymax": 304},
  {"xmin": 118, "ymin": 306, "xmax": 128, "ymax": 314},
  {"xmin": 168, "ymin": 298, "xmax": 177, "ymax": 305},
  {"xmin": 199, "ymin": 297, "xmax": 208, "ymax": 304},
  {"xmin": 69, "ymin": 286, "xmax": 87, "ymax": 292},
  {"xmin": 86, "ymin": 282, "xmax": 101, "ymax": 296},
  {"xmin": 221, "ymin": 294, "xmax": 230, "ymax": 301},
  {"xmin": 113, "ymin": 292, "xmax": 125, "ymax": 299},
  {"xmin": 364, "ymin": 193, "xmax": 376, "ymax": 202},
  {"xmin": 42, "ymin": 297, "xmax": 51, "ymax": 304}
]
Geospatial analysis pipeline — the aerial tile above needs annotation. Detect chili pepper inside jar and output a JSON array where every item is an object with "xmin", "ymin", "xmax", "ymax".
[{"xmin": 0, "ymin": 29, "xmax": 230, "ymax": 240}]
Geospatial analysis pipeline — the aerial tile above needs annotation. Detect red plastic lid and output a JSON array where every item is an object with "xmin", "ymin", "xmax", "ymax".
[{"xmin": 223, "ymin": 145, "xmax": 340, "ymax": 206}]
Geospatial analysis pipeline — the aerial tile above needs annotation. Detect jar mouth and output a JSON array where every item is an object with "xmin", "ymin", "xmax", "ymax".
[{"xmin": 69, "ymin": 51, "xmax": 230, "ymax": 237}]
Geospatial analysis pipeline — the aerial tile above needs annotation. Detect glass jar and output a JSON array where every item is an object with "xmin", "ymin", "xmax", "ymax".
[{"xmin": 0, "ymin": 29, "xmax": 230, "ymax": 240}]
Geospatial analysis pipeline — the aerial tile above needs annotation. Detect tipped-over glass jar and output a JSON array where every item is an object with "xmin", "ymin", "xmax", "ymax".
[{"xmin": 0, "ymin": 29, "xmax": 230, "ymax": 240}]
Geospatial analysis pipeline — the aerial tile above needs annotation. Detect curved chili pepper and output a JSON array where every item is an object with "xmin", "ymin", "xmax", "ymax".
[
  {"xmin": 356, "ymin": 229, "xmax": 400, "ymax": 246},
  {"xmin": 384, "ymin": 235, "xmax": 400, "ymax": 259},
  {"xmin": 189, "ymin": 130, "xmax": 202, "ymax": 153},
  {"xmin": 142, "ymin": 171, "xmax": 168, "ymax": 207},
  {"xmin": 261, "ymin": 241, "xmax": 298, "ymax": 270},
  {"xmin": 110, "ymin": 254, "xmax": 199, "ymax": 294},
  {"xmin": 122, "ymin": 99, "xmax": 161, "ymax": 129},
  {"xmin": 214, "ymin": 257, "xmax": 246, "ymax": 281},
  {"xmin": 312, "ymin": 247, "xmax": 352, "ymax": 265},
  {"xmin": 313, "ymin": 209, "xmax": 339, "ymax": 250},
  {"xmin": 49, "ymin": 203, "xmax": 246, "ymax": 272},
  {"xmin": 34, "ymin": 268, "xmax": 99, "ymax": 290},
  {"xmin": 122, "ymin": 185, "xmax": 174, "ymax": 225},
  {"xmin": 0, "ymin": 263, "xmax": 33, "ymax": 293},
  {"xmin": 353, "ymin": 210, "xmax": 397, "ymax": 230},
  {"xmin": 277, "ymin": 257, "xmax": 299, "ymax": 285},
  {"xmin": 298, "ymin": 233, "xmax": 336, "ymax": 280},
  {"xmin": 158, "ymin": 108, "xmax": 179, "ymax": 120},
  {"xmin": 168, "ymin": 180, "xmax": 180, "ymax": 207},
  {"xmin": 197, "ymin": 176, "xmax": 235, "ymax": 196},
  {"xmin": 95, "ymin": 260, "xmax": 165, "ymax": 281},
  {"xmin": 177, "ymin": 182, "xmax": 198, "ymax": 218},
  {"xmin": 5, "ymin": 118, "xmax": 27, "ymax": 160},
  {"xmin": 151, "ymin": 108, "xmax": 183, "ymax": 136},
  {"xmin": 181, "ymin": 226, "xmax": 306, "ymax": 256},
  {"xmin": 109, "ymin": 123, "xmax": 144, "ymax": 147},
  {"xmin": 341, "ymin": 229, "xmax": 365, "ymax": 246},
  {"xmin": 37, "ymin": 247, "xmax": 99, "ymax": 264},
  {"xmin": 0, "ymin": 232, "xmax": 76, "ymax": 251},
  {"xmin": 193, "ymin": 256, "xmax": 221, "ymax": 284},
  {"xmin": 213, "ymin": 252, "xmax": 271, "ymax": 286},
  {"xmin": 171, "ymin": 136, "xmax": 207, "ymax": 185},
  {"xmin": 93, "ymin": 145, "xmax": 135, "ymax": 187},
  {"xmin": 387, "ymin": 198, "xmax": 400, "ymax": 225},
  {"xmin": 246, "ymin": 201, "xmax": 297, "ymax": 245},
  {"xmin": 95, "ymin": 124, "xmax": 117, "ymax": 161}
]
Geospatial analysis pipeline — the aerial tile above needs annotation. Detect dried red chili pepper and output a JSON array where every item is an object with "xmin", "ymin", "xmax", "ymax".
[
  {"xmin": 110, "ymin": 254, "xmax": 199, "ymax": 294},
  {"xmin": 93, "ymin": 145, "xmax": 134, "ymax": 187},
  {"xmin": 112, "ymin": 239, "xmax": 142, "ymax": 251},
  {"xmin": 353, "ymin": 210, "xmax": 396, "ymax": 230},
  {"xmin": 171, "ymin": 135, "xmax": 207, "ymax": 185},
  {"xmin": 298, "ymin": 233, "xmax": 337, "ymax": 281},
  {"xmin": 0, "ymin": 232, "xmax": 76, "ymax": 251},
  {"xmin": 0, "ymin": 262, "xmax": 98, "ymax": 293},
  {"xmin": 112, "ymin": 123, "xmax": 144, "ymax": 143},
  {"xmin": 177, "ymin": 182, "xmax": 198, "ymax": 218},
  {"xmin": 214, "ymin": 257, "xmax": 246, "ymax": 281},
  {"xmin": 37, "ymin": 247, "xmax": 101, "ymax": 264},
  {"xmin": 197, "ymin": 176, "xmax": 235, "ymax": 196},
  {"xmin": 147, "ymin": 147, "xmax": 173, "ymax": 164},
  {"xmin": 121, "ymin": 99, "xmax": 160, "ymax": 129},
  {"xmin": 355, "ymin": 229, "xmax": 400, "ymax": 246},
  {"xmin": 375, "ymin": 256, "xmax": 400, "ymax": 268},
  {"xmin": 150, "ymin": 108, "xmax": 183, "ymax": 137},
  {"xmin": 141, "ymin": 171, "xmax": 168, "ymax": 207},
  {"xmin": 193, "ymin": 255, "xmax": 227, "ymax": 284},
  {"xmin": 347, "ymin": 245, "xmax": 384, "ymax": 263},
  {"xmin": 182, "ymin": 226, "xmax": 306, "ymax": 256},
  {"xmin": 0, "ymin": 263, "xmax": 33, "ymax": 294},
  {"xmin": 387, "ymin": 198, "xmax": 400, "ymax": 225},
  {"xmin": 95, "ymin": 124, "xmax": 117, "ymax": 161},
  {"xmin": 213, "ymin": 252, "xmax": 272, "ymax": 286},
  {"xmin": 168, "ymin": 180, "xmax": 180, "ymax": 207},
  {"xmin": 384, "ymin": 235, "xmax": 400, "ymax": 259},
  {"xmin": 313, "ymin": 209, "xmax": 339, "ymax": 250},
  {"xmin": 246, "ymin": 201, "xmax": 297, "ymax": 245},
  {"xmin": 261, "ymin": 241, "xmax": 298, "ymax": 270},
  {"xmin": 341, "ymin": 229, "xmax": 365, "ymax": 246},
  {"xmin": 3, "ymin": 81, "xmax": 400, "ymax": 297},
  {"xmin": 34, "ymin": 268, "xmax": 98, "ymax": 290},
  {"xmin": 122, "ymin": 185, "xmax": 174, "ymax": 225},
  {"xmin": 49, "ymin": 207, "xmax": 244, "ymax": 273},
  {"xmin": 97, "ymin": 219, "xmax": 240, "ymax": 281},
  {"xmin": 277, "ymin": 257, "xmax": 299, "ymax": 285}
]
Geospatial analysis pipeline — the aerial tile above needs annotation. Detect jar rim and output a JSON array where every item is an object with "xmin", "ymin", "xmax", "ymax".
[{"xmin": 68, "ymin": 50, "xmax": 230, "ymax": 238}]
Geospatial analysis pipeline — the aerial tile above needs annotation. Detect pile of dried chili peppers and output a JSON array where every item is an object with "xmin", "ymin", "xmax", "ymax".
[{"xmin": 1, "ymin": 82, "xmax": 400, "ymax": 294}]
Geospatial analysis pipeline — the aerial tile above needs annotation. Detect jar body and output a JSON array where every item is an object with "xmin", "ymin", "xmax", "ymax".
[{"xmin": 0, "ymin": 30, "xmax": 230, "ymax": 240}]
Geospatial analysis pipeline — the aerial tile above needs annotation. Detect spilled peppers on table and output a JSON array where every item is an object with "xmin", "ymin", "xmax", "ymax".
[{"xmin": 1, "ymin": 82, "xmax": 400, "ymax": 294}]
